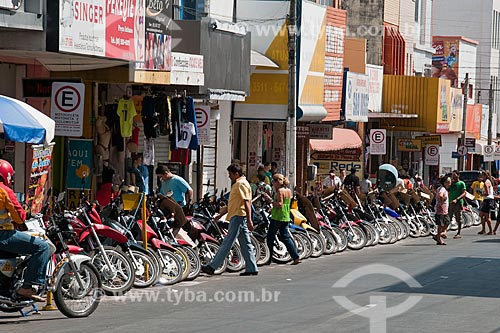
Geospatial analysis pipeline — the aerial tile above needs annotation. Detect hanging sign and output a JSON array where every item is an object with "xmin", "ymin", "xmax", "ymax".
[
  {"xmin": 397, "ymin": 139, "xmax": 422, "ymax": 152},
  {"xmin": 66, "ymin": 139, "xmax": 93, "ymax": 189},
  {"xmin": 416, "ymin": 135, "xmax": 441, "ymax": 147},
  {"xmin": 27, "ymin": 144, "xmax": 54, "ymax": 214}
]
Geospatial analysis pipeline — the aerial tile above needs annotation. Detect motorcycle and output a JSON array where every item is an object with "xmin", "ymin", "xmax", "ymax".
[{"xmin": 0, "ymin": 207, "xmax": 102, "ymax": 317}]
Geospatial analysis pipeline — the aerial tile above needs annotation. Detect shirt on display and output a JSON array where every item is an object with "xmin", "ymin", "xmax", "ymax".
[
  {"xmin": 117, "ymin": 98, "xmax": 137, "ymax": 137},
  {"xmin": 176, "ymin": 122, "xmax": 196, "ymax": 149}
]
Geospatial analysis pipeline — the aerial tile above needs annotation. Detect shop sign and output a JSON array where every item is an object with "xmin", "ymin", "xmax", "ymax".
[
  {"xmin": 58, "ymin": 0, "xmax": 145, "ymax": 61},
  {"xmin": 449, "ymin": 88, "xmax": 463, "ymax": 132},
  {"xmin": 66, "ymin": 139, "xmax": 93, "ymax": 189},
  {"xmin": 308, "ymin": 124, "xmax": 333, "ymax": 139},
  {"xmin": 366, "ymin": 65, "xmax": 383, "ymax": 113},
  {"xmin": 343, "ymin": 72, "xmax": 369, "ymax": 122},
  {"xmin": 27, "ymin": 144, "xmax": 54, "ymax": 214},
  {"xmin": 416, "ymin": 135, "xmax": 442, "ymax": 147},
  {"xmin": 51, "ymin": 82, "xmax": 85, "ymax": 137},
  {"xmin": 397, "ymin": 139, "xmax": 422, "ymax": 152},
  {"xmin": 23, "ymin": 78, "xmax": 82, "ymax": 98},
  {"xmin": 0, "ymin": 0, "xmax": 21, "ymax": 10},
  {"xmin": 311, "ymin": 148, "xmax": 361, "ymax": 161}
]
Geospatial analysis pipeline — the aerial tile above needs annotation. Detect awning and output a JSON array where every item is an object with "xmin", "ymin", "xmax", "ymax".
[
  {"xmin": 251, "ymin": 50, "xmax": 279, "ymax": 68},
  {"xmin": 474, "ymin": 140, "xmax": 488, "ymax": 154},
  {"xmin": 310, "ymin": 128, "xmax": 362, "ymax": 151},
  {"xmin": 297, "ymin": 105, "xmax": 327, "ymax": 122}
]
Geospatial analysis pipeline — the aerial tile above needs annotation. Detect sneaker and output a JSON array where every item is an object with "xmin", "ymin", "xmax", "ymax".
[
  {"xmin": 16, "ymin": 287, "xmax": 46, "ymax": 302},
  {"xmin": 291, "ymin": 259, "xmax": 301, "ymax": 265},
  {"xmin": 201, "ymin": 265, "xmax": 215, "ymax": 276}
]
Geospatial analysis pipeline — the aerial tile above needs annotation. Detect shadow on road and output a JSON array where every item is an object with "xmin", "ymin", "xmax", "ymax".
[
  {"xmin": 474, "ymin": 239, "xmax": 500, "ymax": 244},
  {"xmin": 379, "ymin": 257, "xmax": 500, "ymax": 298}
]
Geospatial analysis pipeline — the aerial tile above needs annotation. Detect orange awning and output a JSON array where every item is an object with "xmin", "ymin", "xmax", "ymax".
[{"xmin": 310, "ymin": 128, "xmax": 362, "ymax": 151}]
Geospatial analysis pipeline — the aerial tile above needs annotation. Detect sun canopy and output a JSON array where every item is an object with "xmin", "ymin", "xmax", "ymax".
[
  {"xmin": 309, "ymin": 128, "xmax": 362, "ymax": 151},
  {"xmin": 0, "ymin": 95, "xmax": 55, "ymax": 144}
]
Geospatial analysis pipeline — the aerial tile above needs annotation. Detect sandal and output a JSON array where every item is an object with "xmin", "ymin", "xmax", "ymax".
[
  {"xmin": 442, "ymin": 234, "xmax": 448, "ymax": 239},
  {"xmin": 478, "ymin": 231, "xmax": 486, "ymax": 235},
  {"xmin": 453, "ymin": 234, "xmax": 462, "ymax": 239},
  {"xmin": 486, "ymin": 232, "xmax": 493, "ymax": 235}
]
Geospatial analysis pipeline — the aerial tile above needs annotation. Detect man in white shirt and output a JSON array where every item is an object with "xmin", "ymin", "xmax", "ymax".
[
  {"xmin": 323, "ymin": 169, "xmax": 342, "ymax": 189},
  {"xmin": 360, "ymin": 173, "xmax": 372, "ymax": 195}
]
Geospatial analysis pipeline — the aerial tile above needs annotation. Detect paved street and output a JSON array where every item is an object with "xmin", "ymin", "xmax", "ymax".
[{"xmin": 2, "ymin": 226, "xmax": 500, "ymax": 332}]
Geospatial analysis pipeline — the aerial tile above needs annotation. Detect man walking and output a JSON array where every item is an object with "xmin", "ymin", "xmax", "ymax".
[
  {"xmin": 448, "ymin": 170, "xmax": 467, "ymax": 239},
  {"xmin": 323, "ymin": 169, "xmax": 342, "ymax": 189},
  {"xmin": 201, "ymin": 164, "xmax": 258, "ymax": 276}
]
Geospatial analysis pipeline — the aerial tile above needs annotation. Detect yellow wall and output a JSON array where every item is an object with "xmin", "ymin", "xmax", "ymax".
[
  {"xmin": 344, "ymin": 38, "xmax": 366, "ymax": 74},
  {"xmin": 382, "ymin": 75, "xmax": 451, "ymax": 132}
]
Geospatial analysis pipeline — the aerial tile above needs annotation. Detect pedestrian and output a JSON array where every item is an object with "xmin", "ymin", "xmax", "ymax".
[
  {"xmin": 270, "ymin": 162, "xmax": 279, "ymax": 175},
  {"xmin": 339, "ymin": 168, "xmax": 346, "ymax": 184},
  {"xmin": 478, "ymin": 170, "xmax": 494, "ymax": 235},
  {"xmin": 201, "ymin": 163, "xmax": 258, "ymax": 276},
  {"xmin": 360, "ymin": 173, "xmax": 372, "ymax": 195},
  {"xmin": 251, "ymin": 164, "xmax": 271, "ymax": 185},
  {"xmin": 263, "ymin": 162, "xmax": 273, "ymax": 183},
  {"xmin": 262, "ymin": 173, "xmax": 300, "ymax": 265},
  {"xmin": 433, "ymin": 176, "xmax": 451, "ymax": 245},
  {"xmin": 343, "ymin": 167, "xmax": 361, "ymax": 197},
  {"xmin": 155, "ymin": 165, "xmax": 193, "ymax": 207},
  {"xmin": 470, "ymin": 174, "xmax": 484, "ymax": 209},
  {"xmin": 128, "ymin": 153, "xmax": 147, "ymax": 194},
  {"xmin": 250, "ymin": 173, "xmax": 272, "ymax": 198},
  {"xmin": 448, "ymin": 170, "xmax": 467, "ymax": 239},
  {"xmin": 323, "ymin": 169, "xmax": 342, "ymax": 189}
]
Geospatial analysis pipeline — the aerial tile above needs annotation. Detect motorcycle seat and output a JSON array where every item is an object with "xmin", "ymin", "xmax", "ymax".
[{"xmin": 0, "ymin": 250, "xmax": 17, "ymax": 259}]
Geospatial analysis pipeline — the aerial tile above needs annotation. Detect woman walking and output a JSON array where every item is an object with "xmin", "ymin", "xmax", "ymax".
[{"xmin": 263, "ymin": 174, "xmax": 300, "ymax": 265}]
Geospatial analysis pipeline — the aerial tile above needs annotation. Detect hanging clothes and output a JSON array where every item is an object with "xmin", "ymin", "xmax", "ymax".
[
  {"xmin": 116, "ymin": 98, "xmax": 137, "ymax": 137},
  {"xmin": 105, "ymin": 103, "xmax": 124, "ymax": 152},
  {"xmin": 184, "ymin": 96, "xmax": 199, "ymax": 150},
  {"xmin": 176, "ymin": 122, "xmax": 196, "ymax": 149},
  {"xmin": 170, "ymin": 148, "xmax": 190, "ymax": 165},
  {"xmin": 142, "ymin": 95, "xmax": 159, "ymax": 139},
  {"xmin": 143, "ymin": 138, "xmax": 155, "ymax": 166}
]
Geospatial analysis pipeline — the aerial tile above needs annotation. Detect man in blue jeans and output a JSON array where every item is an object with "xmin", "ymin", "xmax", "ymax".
[
  {"xmin": 201, "ymin": 163, "xmax": 258, "ymax": 276},
  {"xmin": 0, "ymin": 159, "xmax": 50, "ymax": 302}
]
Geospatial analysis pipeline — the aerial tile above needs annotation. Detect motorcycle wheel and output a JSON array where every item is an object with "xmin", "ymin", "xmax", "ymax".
[
  {"xmin": 129, "ymin": 249, "xmax": 159, "ymax": 288},
  {"xmin": 249, "ymin": 233, "xmax": 261, "ymax": 263},
  {"xmin": 321, "ymin": 228, "xmax": 337, "ymax": 254},
  {"xmin": 174, "ymin": 248, "xmax": 191, "ymax": 281},
  {"xmin": 418, "ymin": 217, "xmax": 431, "ymax": 237},
  {"xmin": 272, "ymin": 237, "xmax": 292, "ymax": 263},
  {"xmin": 91, "ymin": 246, "xmax": 135, "ymax": 296},
  {"xmin": 330, "ymin": 226, "xmax": 348, "ymax": 252},
  {"xmin": 292, "ymin": 231, "xmax": 313, "ymax": 259},
  {"xmin": 183, "ymin": 246, "xmax": 201, "ymax": 281},
  {"xmin": 255, "ymin": 237, "xmax": 271, "ymax": 266},
  {"xmin": 308, "ymin": 231, "xmax": 325, "ymax": 257},
  {"xmin": 54, "ymin": 262, "xmax": 102, "ymax": 318},
  {"xmin": 346, "ymin": 225, "xmax": 367, "ymax": 250},
  {"xmin": 199, "ymin": 241, "xmax": 227, "ymax": 275},
  {"xmin": 156, "ymin": 248, "xmax": 184, "ymax": 285},
  {"xmin": 377, "ymin": 222, "xmax": 393, "ymax": 245},
  {"xmin": 226, "ymin": 243, "xmax": 244, "ymax": 272}
]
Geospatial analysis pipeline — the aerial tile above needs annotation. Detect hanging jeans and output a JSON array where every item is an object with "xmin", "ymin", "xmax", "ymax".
[
  {"xmin": 208, "ymin": 215, "xmax": 258, "ymax": 273},
  {"xmin": 267, "ymin": 219, "xmax": 300, "ymax": 261}
]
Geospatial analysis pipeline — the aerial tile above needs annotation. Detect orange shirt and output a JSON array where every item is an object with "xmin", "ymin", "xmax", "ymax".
[{"xmin": 0, "ymin": 183, "xmax": 26, "ymax": 230}]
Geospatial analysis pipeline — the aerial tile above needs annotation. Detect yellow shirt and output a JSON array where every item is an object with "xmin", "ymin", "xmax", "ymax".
[
  {"xmin": 227, "ymin": 176, "xmax": 252, "ymax": 220},
  {"xmin": 471, "ymin": 181, "xmax": 484, "ymax": 201}
]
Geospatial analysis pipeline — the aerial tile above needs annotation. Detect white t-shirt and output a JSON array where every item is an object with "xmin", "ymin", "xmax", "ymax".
[{"xmin": 176, "ymin": 122, "xmax": 196, "ymax": 149}]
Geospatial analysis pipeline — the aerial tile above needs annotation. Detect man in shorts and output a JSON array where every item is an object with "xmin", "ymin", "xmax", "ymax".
[{"xmin": 448, "ymin": 170, "xmax": 467, "ymax": 239}]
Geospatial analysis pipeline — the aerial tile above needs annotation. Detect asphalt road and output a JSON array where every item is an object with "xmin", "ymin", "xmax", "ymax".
[{"xmin": 2, "ymin": 225, "xmax": 500, "ymax": 333}]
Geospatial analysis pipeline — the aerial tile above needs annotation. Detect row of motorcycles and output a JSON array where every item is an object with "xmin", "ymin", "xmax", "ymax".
[{"xmin": 0, "ymin": 174, "xmax": 481, "ymax": 318}]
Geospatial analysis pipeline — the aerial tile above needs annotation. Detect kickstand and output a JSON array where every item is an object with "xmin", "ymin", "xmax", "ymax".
[{"xmin": 19, "ymin": 303, "xmax": 40, "ymax": 317}]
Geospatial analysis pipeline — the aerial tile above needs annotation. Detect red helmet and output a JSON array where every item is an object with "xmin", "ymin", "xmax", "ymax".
[{"xmin": 0, "ymin": 160, "xmax": 14, "ymax": 186}]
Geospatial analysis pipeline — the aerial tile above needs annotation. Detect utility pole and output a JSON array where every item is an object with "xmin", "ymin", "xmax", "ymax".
[
  {"xmin": 287, "ymin": 0, "xmax": 297, "ymax": 189},
  {"xmin": 488, "ymin": 81, "xmax": 494, "ymax": 173},
  {"xmin": 459, "ymin": 73, "xmax": 469, "ymax": 171}
]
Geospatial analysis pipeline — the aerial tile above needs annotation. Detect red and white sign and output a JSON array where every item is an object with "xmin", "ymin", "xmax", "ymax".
[
  {"xmin": 59, "ymin": 0, "xmax": 145, "ymax": 61},
  {"xmin": 51, "ymin": 82, "xmax": 85, "ymax": 137},
  {"xmin": 195, "ymin": 105, "xmax": 211, "ymax": 146},
  {"xmin": 425, "ymin": 144, "xmax": 439, "ymax": 166},
  {"xmin": 369, "ymin": 129, "xmax": 386, "ymax": 155}
]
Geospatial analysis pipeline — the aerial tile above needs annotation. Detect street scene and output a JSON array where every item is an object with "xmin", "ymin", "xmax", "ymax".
[{"xmin": 1, "ymin": 0, "xmax": 500, "ymax": 332}]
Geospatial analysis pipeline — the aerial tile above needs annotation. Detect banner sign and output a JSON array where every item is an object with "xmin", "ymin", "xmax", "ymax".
[
  {"xmin": 59, "ymin": 0, "xmax": 145, "ymax": 61},
  {"xmin": 397, "ymin": 139, "xmax": 422, "ymax": 152},
  {"xmin": 416, "ymin": 135, "xmax": 442, "ymax": 147},
  {"xmin": 344, "ymin": 72, "xmax": 369, "ymax": 122},
  {"xmin": 27, "ymin": 145, "xmax": 54, "ymax": 214},
  {"xmin": 66, "ymin": 139, "xmax": 93, "ymax": 189},
  {"xmin": 308, "ymin": 124, "xmax": 333, "ymax": 139}
]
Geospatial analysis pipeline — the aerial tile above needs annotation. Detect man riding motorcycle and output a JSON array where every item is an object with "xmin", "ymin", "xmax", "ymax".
[{"xmin": 0, "ymin": 160, "xmax": 50, "ymax": 302}]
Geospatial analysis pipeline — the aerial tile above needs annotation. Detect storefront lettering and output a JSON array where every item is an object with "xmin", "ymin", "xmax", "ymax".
[
  {"xmin": 353, "ymin": 92, "xmax": 368, "ymax": 116},
  {"xmin": 69, "ymin": 149, "xmax": 89, "ymax": 158},
  {"xmin": 107, "ymin": 0, "xmax": 135, "ymax": 22},
  {"xmin": 146, "ymin": 0, "xmax": 169, "ymax": 15},
  {"xmin": 74, "ymin": 1, "xmax": 104, "ymax": 24}
]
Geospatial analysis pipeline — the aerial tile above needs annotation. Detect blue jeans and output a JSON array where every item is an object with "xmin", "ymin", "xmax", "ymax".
[
  {"xmin": 267, "ymin": 219, "xmax": 300, "ymax": 261},
  {"xmin": 208, "ymin": 215, "xmax": 258, "ymax": 273},
  {"xmin": 0, "ymin": 230, "xmax": 51, "ymax": 287}
]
